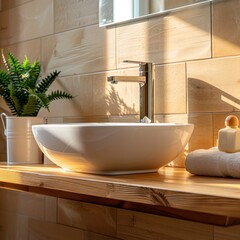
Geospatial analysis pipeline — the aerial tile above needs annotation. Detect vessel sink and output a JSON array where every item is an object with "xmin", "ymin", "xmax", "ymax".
[{"xmin": 32, "ymin": 123, "xmax": 194, "ymax": 175}]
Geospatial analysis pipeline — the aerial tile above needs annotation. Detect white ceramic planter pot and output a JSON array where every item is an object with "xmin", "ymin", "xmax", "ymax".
[{"xmin": 1, "ymin": 113, "xmax": 44, "ymax": 164}]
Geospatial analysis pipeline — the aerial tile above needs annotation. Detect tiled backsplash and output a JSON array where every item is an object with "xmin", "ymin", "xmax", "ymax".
[{"xmin": 0, "ymin": 0, "xmax": 240, "ymax": 163}]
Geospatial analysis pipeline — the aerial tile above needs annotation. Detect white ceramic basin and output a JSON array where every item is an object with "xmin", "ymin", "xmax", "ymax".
[{"xmin": 32, "ymin": 123, "xmax": 194, "ymax": 175}]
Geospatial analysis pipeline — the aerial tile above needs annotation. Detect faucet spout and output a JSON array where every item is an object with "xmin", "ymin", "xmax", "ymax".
[
  {"xmin": 107, "ymin": 76, "xmax": 146, "ymax": 86},
  {"xmin": 107, "ymin": 60, "xmax": 155, "ymax": 123}
]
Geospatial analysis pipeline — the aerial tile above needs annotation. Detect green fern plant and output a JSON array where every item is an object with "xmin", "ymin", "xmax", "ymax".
[{"xmin": 0, "ymin": 51, "xmax": 73, "ymax": 116}]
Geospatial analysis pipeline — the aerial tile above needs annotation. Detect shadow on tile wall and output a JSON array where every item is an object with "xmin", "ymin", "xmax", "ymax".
[
  {"xmin": 188, "ymin": 78, "xmax": 240, "ymax": 113},
  {"xmin": 187, "ymin": 78, "xmax": 240, "ymax": 152},
  {"xmin": 106, "ymin": 85, "xmax": 138, "ymax": 117}
]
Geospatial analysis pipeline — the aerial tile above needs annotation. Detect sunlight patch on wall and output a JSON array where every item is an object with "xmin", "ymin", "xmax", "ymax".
[{"xmin": 221, "ymin": 95, "xmax": 240, "ymax": 110}]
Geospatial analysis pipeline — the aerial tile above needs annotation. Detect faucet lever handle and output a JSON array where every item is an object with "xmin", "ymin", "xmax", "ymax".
[
  {"xmin": 123, "ymin": 60, "xmax": 154, "ymax": 75},
  {"xmin": 123, "ymin": 60, "xmax": 151, "ymax": 76},
  {"xmin": 123, "ymin": 60, "xmax": 148, "ymax": 65}
]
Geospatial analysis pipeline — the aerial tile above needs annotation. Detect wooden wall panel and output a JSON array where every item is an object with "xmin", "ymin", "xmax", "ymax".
[
  {"xmin": 116, "ymin": 20, "xmax": 150, "ymax": 67},
  {"xmin": 164, "ymin": 0, "xmax": 196, "ymax": 9},
  {"xmin": 162, "ymin": 113, "xmax": 214, "ymax": 164},
  {"xmin": 116, "ymin": 3, "xmax": 211, "ymax": 68},
  {"xmin": 0, "ymin": 39, "xmax": 41, "ymax": 66},
  {"xmin": 41, "ymin": 25, "xmax": 115, "ymax": 76},
  {"xmin": 214, "ymin": 225, "xmax": 240, "ymax": 240},
  {"xmin": 28, "ymin": 219, "xmax": 120, "ymax": 240},
  {"xmin": 0, "ymin": 212, "xmax": 29, "ymax": 240},
  {"xmin": 213, "ymin": 0, "xmax": 240, "ymax": 57},
  {"xmin": 0, "ymin": 189, "xmax": 57, "ymax": 239},
  {"xmin": 54, "ymin": 0, "xmax": 98, "ymax": 33},
  {"xmin": 117, "ymin": 209, "xmax": 213, "ymax": 240},
  {"xmin": 0, "ymin": 0, "xmax": 54, "ymax": 46},
  {"xmin": 155, "ymin": 63, "xmax": 186, "ymax": 114},
  {"xmin": 38, "ymin": 68, "xmax": 139, "ymax": 119},
  {"xmin": 0, "ymin": 189, "xmax": 57, "ymax": 221},
  {"xmin": 187, "ymin": 56, "xmax": 240, "ymax": 113},
  {"xmin": 161, "ymin": 114, "xmax": 190, "ymax": 167},
  {"xmin": 148, "ymin": 3, "xmax": 211, "ymax": 64},
  {"xmin": 29, "ymin": 219, "xmax": 83, "ymax": 240},
  {"xmin": 187, "ymin": 113, "xmax": 214, "ymax": 151},
  {"xmin": 58, "ymin": 198, "xmax": 117, "ymax": 237},
  {"xmin": 1, "ymin": 0, "xmax": 32, "ymax": 10}
]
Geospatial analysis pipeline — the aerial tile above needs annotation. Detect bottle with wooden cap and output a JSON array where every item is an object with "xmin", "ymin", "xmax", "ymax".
[{"xmin": 218, "ymin": 115, "xmax": 240, "ymax": 153}]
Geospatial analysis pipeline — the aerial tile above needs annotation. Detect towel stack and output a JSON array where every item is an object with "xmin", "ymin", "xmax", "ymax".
[
  {"xmin": 185, "ymin": 147, "xmax": 240, "ymax": 178},
  {"xmin": 186, "ymin": 115, "xmax": 240, "ymax": 178}
]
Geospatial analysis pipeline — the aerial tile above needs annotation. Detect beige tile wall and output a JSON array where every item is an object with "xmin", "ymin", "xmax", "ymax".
[{"xmin": 0, "ymin": 0, "xmax": 239, "ymax": 162}]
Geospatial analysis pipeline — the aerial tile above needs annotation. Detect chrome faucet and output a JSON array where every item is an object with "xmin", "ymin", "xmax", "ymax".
[{"xmin": 108, "ymin": 60, "xmax": 155, "ymax": 122}]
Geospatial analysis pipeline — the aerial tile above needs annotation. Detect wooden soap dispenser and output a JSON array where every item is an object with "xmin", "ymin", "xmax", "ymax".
[{"xmin": 218, "ymin": 115, "xmax": 240, "ymax": 153}]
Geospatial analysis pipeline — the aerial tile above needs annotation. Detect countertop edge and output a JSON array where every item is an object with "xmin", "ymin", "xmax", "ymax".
[{"xmin": 0, "ymin": 165, "xmax": 240, "ymax": 225}]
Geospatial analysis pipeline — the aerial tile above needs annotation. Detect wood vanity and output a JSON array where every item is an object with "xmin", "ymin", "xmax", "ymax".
[{"xmin": 0, "ymin": 165, "xmax": 240, "ymax": 239}]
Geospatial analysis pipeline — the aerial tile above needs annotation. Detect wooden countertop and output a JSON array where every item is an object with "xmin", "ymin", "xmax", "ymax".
[{"xmin": 0, "ymin": 165, "xmax": 240, "ymax": 226}]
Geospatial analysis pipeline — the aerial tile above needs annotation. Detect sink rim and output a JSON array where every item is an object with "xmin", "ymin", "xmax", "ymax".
[{"xmin": 33, "ymin": 122, "xmax": 194, "ymax": 127}]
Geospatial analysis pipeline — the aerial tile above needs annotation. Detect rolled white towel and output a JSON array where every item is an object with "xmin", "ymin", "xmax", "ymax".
[{"xmin": 185, "ymin": 147, "xmax": 240, "ymax": 178}]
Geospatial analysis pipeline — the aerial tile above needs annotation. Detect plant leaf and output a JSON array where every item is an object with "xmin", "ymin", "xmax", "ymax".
[
  {"xmin": 47, "ymin": 90, "xmax": 74, "ymax": 103},
  {"xmin": 36, "ymin": 70, "xmax": 60, "ymax": 94},
  {"xmin": 22, "ymin": 95, "xmax": 40, "ymax": 116}
]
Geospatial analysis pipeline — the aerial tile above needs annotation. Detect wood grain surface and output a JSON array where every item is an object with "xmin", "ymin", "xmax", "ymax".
[{"xmin": 0, "ymin": 165, "xmax": 240, "ymax": 225}]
